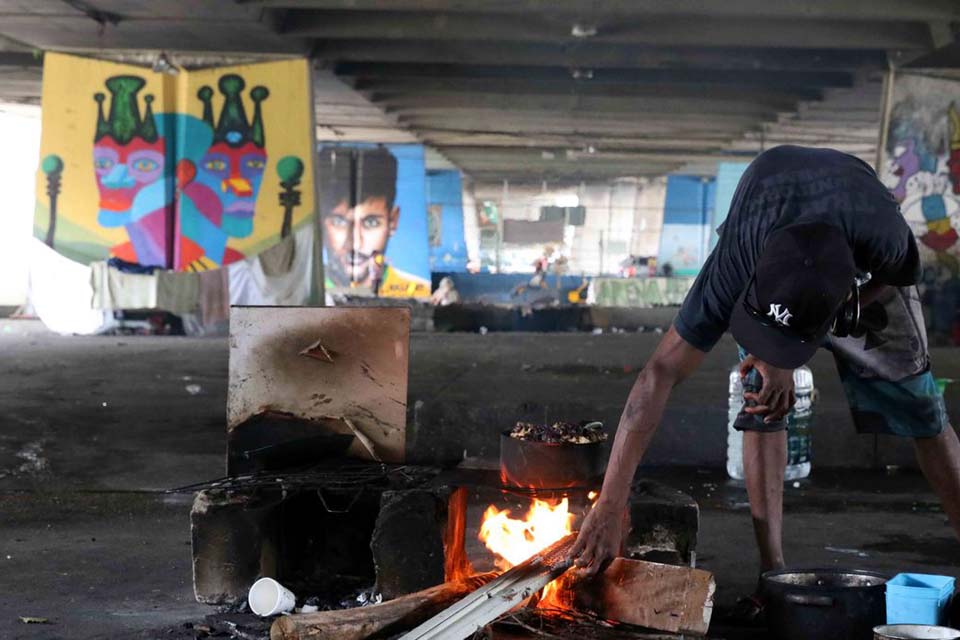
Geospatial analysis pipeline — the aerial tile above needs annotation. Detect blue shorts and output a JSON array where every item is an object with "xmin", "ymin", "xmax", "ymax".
[{"xmin": 736, "ymin": 286, "xmax": 948, "ymax": 439}]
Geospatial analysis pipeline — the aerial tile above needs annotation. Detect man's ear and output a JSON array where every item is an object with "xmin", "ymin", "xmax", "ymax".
[{"xmin": 389, "ymin": 206, "xmax": 400, "ymax": 234}]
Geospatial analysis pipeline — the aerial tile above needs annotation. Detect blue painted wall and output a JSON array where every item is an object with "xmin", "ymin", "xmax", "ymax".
[
  {"xmin": 656, "ymin": 176, "xmax": 716, "ymax": 276},
  {"xmin": 426, "ymin": 170, "xmax": 469, "ymax": 273},
  {"xmin": 711, "ymin": 162, "xmax": 750, "ymax": 251}
]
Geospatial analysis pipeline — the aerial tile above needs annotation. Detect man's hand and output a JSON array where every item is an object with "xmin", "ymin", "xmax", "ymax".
[
  {"xmin": 567, "ymin": 501, "xmax": 624, "ymax": 577},
  {"xmin": 739, "ymin": 355, "xmax": 795, "ymax": 423}
]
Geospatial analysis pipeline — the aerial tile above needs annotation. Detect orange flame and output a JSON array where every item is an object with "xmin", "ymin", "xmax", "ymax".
[{"xmin": 479, "ymin": 498, "xmax": 575, "ymax": 606}]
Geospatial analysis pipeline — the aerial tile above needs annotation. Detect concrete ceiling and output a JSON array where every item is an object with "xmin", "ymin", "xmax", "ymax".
[{"xmin": 1, "ymin": 0, "xmax": 958, "ymax": 182}]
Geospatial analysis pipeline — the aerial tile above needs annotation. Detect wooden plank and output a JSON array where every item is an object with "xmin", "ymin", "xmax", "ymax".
[{"xmin": 570, "ymin": 558, "xmax": 715, "ymax": 636}]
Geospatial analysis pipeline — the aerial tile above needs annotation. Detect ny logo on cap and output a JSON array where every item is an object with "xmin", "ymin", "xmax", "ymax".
[{"xmin": 768, "ymin": 304, "xmax": 793, "ymax": 327}]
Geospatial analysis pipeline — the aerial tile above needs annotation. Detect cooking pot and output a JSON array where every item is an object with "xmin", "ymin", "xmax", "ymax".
[
  {"xmin": 874, "ymin": 625, "xmax": 960, "ymax": 639},
  {"xmin": 499, "ymin": 431, "xmax": 605, "ymax": 489},
  {"xmin": 762, "ymin": 568, "xmax": 888, "ymax": 640}
]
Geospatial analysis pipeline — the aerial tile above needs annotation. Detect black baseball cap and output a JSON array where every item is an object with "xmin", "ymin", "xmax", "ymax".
[{"xmin": 729, "ymin": 222, "xmax": 856, "ymax": 369}]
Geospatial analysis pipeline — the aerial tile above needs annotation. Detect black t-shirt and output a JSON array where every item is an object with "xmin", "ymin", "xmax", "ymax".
[{"xmin": 675, "ymin": 145, "xmax": 920, "ymax": 352}]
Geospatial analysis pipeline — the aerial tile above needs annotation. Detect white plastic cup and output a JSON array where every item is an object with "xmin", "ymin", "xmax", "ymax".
[{"xmin": 248, "ymin": 577, "xmax": 296, "ymax": 617}]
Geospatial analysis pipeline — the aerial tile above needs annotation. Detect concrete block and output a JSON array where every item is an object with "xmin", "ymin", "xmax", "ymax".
[
  {"xmin": 191, "ymin": 489, "xmax": 282, "ymax": 605},
  {"xmin": 626, "ymin": 479, "xmax": 699, "ymax": 564},
  {"xmin": 371, "ymin": 488, "xmax": 448, "ymax": 599}
]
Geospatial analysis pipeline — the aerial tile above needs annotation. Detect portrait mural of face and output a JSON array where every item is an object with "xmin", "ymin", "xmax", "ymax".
[
  {"xmin": 318, "ymin": 147, "xmax": 400, "ymax": 288},
  {"xmin": 92, "ymin": 75, "xmax": 170, "ymax": 267}
]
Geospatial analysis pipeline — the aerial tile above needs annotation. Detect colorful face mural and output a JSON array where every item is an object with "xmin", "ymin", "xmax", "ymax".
[
  {"xmin": 882, "ymin": 76, "xmax": 960, "ymax": 341},
  {"xmin": 949, "ymin": 104, "xmax": 960, "ymax": 196},
  {"xmin": 318, "ymin": 144, "xmax": 431, "ymax": 297},
  {"xmin": 35, "ymin": 53, "xmax": 314, "ymax": 271},
  {"xmin": 194, "ymin": 76, "xmax": 269, "ymax": 243},
  {"xmin": 175, "ymin": 75, "xmax": 270, "ymax": 269},
  {"xmin": 92, "ymin": 75, "xmax": 170, "ymax": 267}
]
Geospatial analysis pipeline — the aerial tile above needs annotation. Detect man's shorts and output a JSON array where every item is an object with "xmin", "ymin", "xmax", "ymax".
[{"xmin": 735, "ymin": 286, "xmax": 948, "ymax": 438}]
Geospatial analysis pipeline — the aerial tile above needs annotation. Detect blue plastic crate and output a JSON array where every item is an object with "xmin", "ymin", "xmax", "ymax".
[{"xmin": 886, "ymin": 573, "xmax": 956, "ymax": 625}]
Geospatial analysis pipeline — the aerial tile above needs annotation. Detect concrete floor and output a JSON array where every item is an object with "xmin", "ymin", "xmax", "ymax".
[{"xmin": 1, "ymin": 319, "xmax": 959, "ymax": 639}]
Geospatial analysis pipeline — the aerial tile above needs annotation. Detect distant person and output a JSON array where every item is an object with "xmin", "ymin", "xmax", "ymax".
[
  {"xmin": 511, "ymin": 247, "xmax": 554, "ymax": 297},
  {"xmin": 431, "ymin": 276, "xmax": 461, "ymax": 306},
  {"xmin": 317, "ymin": 146, "xmax": 419, "ymax": 292}
]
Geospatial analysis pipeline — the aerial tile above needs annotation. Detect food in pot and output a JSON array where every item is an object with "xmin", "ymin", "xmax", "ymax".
[{"xmin": 508, "ymin": 420, "xmax": 606, "ymax": 444}]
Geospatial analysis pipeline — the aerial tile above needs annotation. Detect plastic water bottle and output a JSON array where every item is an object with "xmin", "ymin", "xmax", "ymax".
[
  {"xmin": 726, "ymin": 365, "xmax": 814, "ymax": 481},
  {"xmin": 786, "ymin": 367, "xmax": 814, "ymax": 481}
]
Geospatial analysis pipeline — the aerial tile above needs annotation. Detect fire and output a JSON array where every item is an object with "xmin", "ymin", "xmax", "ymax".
[{"xmin": 478, "ymin": 498, "xmax": 575, "ymax": 606}]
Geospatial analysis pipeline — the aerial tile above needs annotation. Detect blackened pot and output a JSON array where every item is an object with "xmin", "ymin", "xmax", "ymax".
[
  {"xmin": 762, "ymin": 568, "xmax": 888, "ymax": 640},
  {"xmin": 499, "ymin": 431, "xmax": 605, "ymax": 489}
]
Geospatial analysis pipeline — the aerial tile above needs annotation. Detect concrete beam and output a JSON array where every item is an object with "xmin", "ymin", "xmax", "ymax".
[
  {"xmin": 458, "ymin": 166, "xmax": 686, "ymax": 181},
  {"xmin": 337, "ymin": 63, "xmax": 855, "ymax": 90},
  {"xmin": 0, "ymin": 16, "xmax": 306, "ymax": 53},
  {"xmin": 372, "ymin": 92, "xmax": 796, "ymax": 117},
  {"xmin": 288, "ymin": 12, "xmax": 933, "ymax": 50},
  {"xmin": 316, "ymin": 126, "xmax": 419, "ymax": 144},
  {"xmin": 406, "ymin": 120, "xmax": 751, "ymax": 138},
  {"xmin": 0, "ymin": 52, "xmax": 42, "ymax": 67},
  {"xmin": 314, "ymin": 40, "xmax": 888, "ymax": 72},
  {"xmin": 358, "ymin": 77, "xmax": 817, "ymax": 104},
  {"xmin": 391, "ymin": 104, "xmax": 765, "ymax": 121},
  {"xmin": 256, "ymin": 0, "xmax": 960, "ymax": 22},
  {"xmin": 334, "ymin": 62, "xmax": 854, "ymax": 88},
  {"xmin": 375, "ymin": 92, "xmax": 786, "ymax": 117},
  {"xmin": 420, "ymin": 133, "xmax": 743, "ymax": 151},
  {"xmin": 405, "ymin": 119, "xmax": 750, "ymax": 138}
]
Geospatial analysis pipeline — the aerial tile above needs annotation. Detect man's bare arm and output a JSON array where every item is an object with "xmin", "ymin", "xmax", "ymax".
[{"xmin": 568, "ymin": 325, "xmax": 706, "ymax": 573}]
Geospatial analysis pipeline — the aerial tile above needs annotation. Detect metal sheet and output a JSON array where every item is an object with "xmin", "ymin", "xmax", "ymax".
[{"xmin": 228, "ymin": 306, "xmax": 409, "ymax": 463}]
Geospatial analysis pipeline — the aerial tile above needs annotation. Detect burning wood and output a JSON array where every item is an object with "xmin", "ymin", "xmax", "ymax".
[
  {"xmin": 270, "ymin": 572, "xmax": 496, "ymax": 640},
  {"xmin": 398, "ymin": 534, "xmax": 578, "ymax": 640},
  {"xmin": 399, "ymin": 539, "xmax": 714, "ymax": 639}
]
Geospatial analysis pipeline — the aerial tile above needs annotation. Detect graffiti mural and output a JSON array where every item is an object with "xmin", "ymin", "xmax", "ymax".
[
  {"xmin": 882, "ymin": 73, "xmax": 960, "ymax": 340},
  {"xmin": 93, "ymin": 75, "xmax": 170, "ymax": 267},
  {"xmin": 35, "ymin": 53, "xmax": 314, "ymax": 271},
  {"xmin": 318, "ymin": 143, "xmax": 431, "ymax": 297}
]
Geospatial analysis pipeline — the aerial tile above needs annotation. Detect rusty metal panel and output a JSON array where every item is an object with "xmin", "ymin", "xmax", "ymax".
[{"xmin": 228, "ymin": 306, "xmax": 409, "ymax": 463}]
